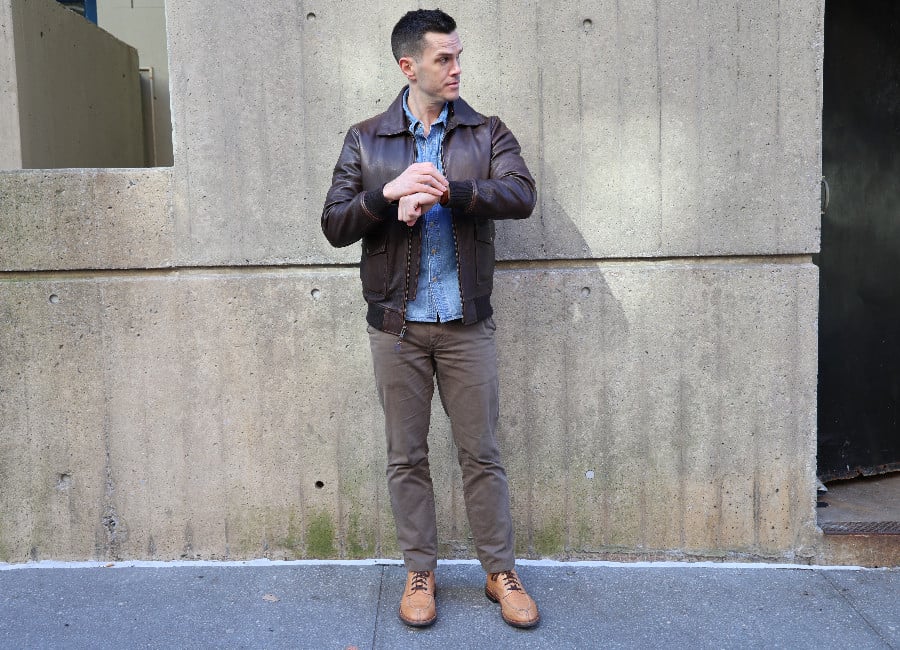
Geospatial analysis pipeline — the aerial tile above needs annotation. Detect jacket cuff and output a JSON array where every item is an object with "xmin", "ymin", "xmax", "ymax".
[
  {"xmin": 362, "ymin": 187, "xmax": 391, "ymax": 219},
  {"xmin": 446, "ymin": 180, "xmax": 475, "ymax": 213}
]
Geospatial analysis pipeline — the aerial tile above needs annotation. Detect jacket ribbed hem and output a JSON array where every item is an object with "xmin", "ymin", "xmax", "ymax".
[
  {"xmin": 367, "ymin": 299, "xmax": 492, "ymax": 335},
  {"xmin": 366, "ymin": 304, "xmax": 405, "ymax": 335}
]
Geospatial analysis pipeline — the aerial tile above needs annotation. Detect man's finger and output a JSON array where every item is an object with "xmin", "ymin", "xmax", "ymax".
[{"xmin": 416, "ymin": 183, "xmax": 444, "ymax": 196}]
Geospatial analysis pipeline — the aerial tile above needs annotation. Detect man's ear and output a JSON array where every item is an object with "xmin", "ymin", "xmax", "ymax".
[{"xmin": 398, "ymin": 56, "xmax": 416, "ymax": 82}]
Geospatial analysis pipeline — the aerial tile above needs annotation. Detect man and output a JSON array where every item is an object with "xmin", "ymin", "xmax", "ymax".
[{"xmin": 321, "ymin": 9, "xmax": 539, "ymax": 629}]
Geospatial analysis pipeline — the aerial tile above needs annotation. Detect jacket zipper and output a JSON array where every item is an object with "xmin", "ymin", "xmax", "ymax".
[
  {"xmin": 443, "ymin": 120, "xmax": 466, "ymax": 323},
  {"xmin": 397, "ymin": 134, "xmax": 416, "ymax": 348},
  {"xmin": 397, "ymin": 225, "xmax": 411, "ymax": 349}
]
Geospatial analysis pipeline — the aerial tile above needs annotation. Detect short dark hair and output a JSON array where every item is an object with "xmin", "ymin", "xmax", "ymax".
[{"xmin": 390, "ymin": 9, "xmax": 456, "ymax": 62}]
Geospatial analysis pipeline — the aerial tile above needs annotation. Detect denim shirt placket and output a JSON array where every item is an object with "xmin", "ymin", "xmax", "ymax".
[{"xmin": 404, "ymin": 96, "xmax": 463, "ymax": 323}]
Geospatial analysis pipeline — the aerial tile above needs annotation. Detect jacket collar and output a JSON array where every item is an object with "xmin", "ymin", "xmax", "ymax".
[{"xmin": 376, "ymin": 86, "xmax": 484, "ymax": 136}]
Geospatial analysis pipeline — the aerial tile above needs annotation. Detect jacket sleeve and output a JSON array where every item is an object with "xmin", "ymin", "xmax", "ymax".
[
  {"xmin": 321, "ymin": 127, "xmax": 393, "ymax": 248},
  {"xmin": 445, "ymin": 117, "xmax": 537, "ymax": 220}
]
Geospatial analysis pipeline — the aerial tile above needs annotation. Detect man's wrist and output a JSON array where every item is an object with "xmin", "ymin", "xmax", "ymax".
[
  {"xmin": 443, "ymin": 181, "xmax": 474, "ymax": 211},
  {"xmin": 382, "ymin": 182, "xmax": 398, "ymax": 204}
]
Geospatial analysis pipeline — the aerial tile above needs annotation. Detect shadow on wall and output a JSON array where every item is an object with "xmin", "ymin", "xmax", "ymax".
[
  {"xmin": 495, "ymin": 162, "xmax": 597, "ymax": 261},
  {"xmin": 491, "ymin": 214, "xmax": 630, "ymax": 553}
]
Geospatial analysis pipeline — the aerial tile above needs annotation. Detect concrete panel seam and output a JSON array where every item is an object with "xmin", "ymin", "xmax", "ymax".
[{"xmin": 0, "ymin": 255, "xmax": 817, "ymax": 282}]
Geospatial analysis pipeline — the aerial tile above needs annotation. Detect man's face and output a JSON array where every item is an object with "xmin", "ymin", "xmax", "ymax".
[{"xmin": 405, "ymin": 31, "xmax": 462, "ymax": 103}]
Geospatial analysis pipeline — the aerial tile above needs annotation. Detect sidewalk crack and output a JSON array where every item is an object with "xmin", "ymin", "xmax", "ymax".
[
  {"xmin": 820, "ymin": 570, "xmax": 895, "ymax": 649},
  {"xmin": 369, "ymin": 565, "xmax": 385, "ymax": 650}
]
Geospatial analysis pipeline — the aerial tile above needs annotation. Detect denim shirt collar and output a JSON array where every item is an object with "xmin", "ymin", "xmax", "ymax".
[{"xmin": 402, "ymin": 88, "xmax": 449, "ymax": 135}]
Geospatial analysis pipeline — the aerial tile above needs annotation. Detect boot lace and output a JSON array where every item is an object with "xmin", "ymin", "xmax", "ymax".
[
  {"xmin": 491, "ymin": 570, "xmax": 522, "ymax": 592},
  {"xmin": 409, "ymin": 570, "xmax": 431, "ymax": 593}
]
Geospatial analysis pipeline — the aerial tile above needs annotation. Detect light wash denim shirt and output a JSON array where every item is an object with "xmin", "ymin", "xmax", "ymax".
[{"xmin": 403, "ymin": 91, "xmax": 463, "ymax": 323}]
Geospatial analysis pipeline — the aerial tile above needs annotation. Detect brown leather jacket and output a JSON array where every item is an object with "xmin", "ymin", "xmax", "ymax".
[{"xmin": 322, "ymin": 88, "xmax": 536, "ymax": 334}]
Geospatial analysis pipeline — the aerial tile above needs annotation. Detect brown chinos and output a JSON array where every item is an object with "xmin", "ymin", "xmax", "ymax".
[{"xmin": 368, "ymin": 318, "xmax": 515, "ymax": 573}]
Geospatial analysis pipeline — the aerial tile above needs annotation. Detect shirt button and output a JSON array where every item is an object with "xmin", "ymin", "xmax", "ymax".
[{"xmin": 431, "ymin": 277, "xmax": 437, "ymax": 282}]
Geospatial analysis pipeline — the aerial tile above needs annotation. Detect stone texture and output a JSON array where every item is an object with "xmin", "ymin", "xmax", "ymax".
[
  {"xmin": 166, "ymin": 0, "xmax": 822, "ymax": 266},
  {"xmin": 166, "ymin": 2, "xmax": 319, "ymax": 266},
  {"xmin": 0, "ymin": 269, "xmax": 389, "ymax": 561},
  {"xmin": 494, "ymin": 261, "xmax": 819, "ymax": 558},
  {"xmin": 0, "ymin": 0, "xmax": 22, "ymax": 169},
  {"xmin": 0, "ymin": 263, "xmax": 818, "ymax": 562},
  {"xmin": 0, "ymin": 0, "xmax": 841, "ymax": 564},
  {"xmin": 0, "ymin": 169, "xmax": 173, "ymax": 271},
  {"xmin": 1, "ymin": 0, "xmax": 825, "ymax": 264}
]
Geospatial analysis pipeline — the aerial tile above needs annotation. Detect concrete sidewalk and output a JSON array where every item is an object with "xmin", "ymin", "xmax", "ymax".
[{"xmin": 1, "ymin": 560, "xmax": 897, "ymax": 649}]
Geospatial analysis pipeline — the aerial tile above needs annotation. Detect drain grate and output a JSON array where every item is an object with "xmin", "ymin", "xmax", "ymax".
[{"xmin": 820, "ymin": 521, "xmax": 900, "ymax": 535}]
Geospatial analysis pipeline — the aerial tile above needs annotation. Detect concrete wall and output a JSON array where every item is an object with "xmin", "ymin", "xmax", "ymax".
[
  {"xmin": 166, "ymin": 2, "xmax": 820, "ymax": 266},
  {"xmin": 0, "ymin": 0, "xmax": 839, "ymax": 564},
  {"xmin": 0, "ymin": 0, "xmax": 143, "ymax": 169},
  {"xmin": 0, "ymin": 1, "xmax": 22, "ymax": 169},
  {"xmin": 97, "ymin": 0, "xmax": 173, "ymax": 166}
]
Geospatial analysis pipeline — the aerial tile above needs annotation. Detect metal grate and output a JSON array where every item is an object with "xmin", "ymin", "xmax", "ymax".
[{"xmin": 821, "ymin": 521, "xmax": 900, "ymax": 535}]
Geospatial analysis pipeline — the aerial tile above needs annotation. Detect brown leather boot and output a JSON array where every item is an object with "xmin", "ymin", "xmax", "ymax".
[
  {"xmin": 398, "ymin": 570, "xmax": 436, "ymax": 627},
  {"xmin": 485, "ymin": 569, "xmax": 540, "ymax": 628}
]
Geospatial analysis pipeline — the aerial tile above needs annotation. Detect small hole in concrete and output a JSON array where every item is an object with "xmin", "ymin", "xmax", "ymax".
[
  {"xmin": 583, "ymin": 18, "xmax": 593, "ymax": 31},
  {"xmin": 306, "ymin": 12, "xmax": 316, "ymax": 21},
  {"xmin": 56, "ymin": 473, "xmax": 72, "ymax": 490},
  {"xmin": 49, "ymin": 294, "xmax": 60, "ymax": 304},
  {"xmin": 580, "ymin": 287, "xmax": 591, "ymax": 298},
  {"xmin": 311, "ymin": 289, "xmax": 321, "ymax": 300},
  {"xmin": 314, "ymin": 480, "xmax": 324, "ymax": 489}
]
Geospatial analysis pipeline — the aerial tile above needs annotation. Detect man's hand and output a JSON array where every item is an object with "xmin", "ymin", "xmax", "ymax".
[
  {"xmin": 397, "ymin": 192, "xmax": 440, "ymax": 227},
  {"xmin": 383, "ymin": 163, "xmax": 448, "ymax": 203}
]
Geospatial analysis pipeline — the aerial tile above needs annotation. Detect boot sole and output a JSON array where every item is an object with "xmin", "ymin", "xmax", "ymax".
[{"xmin": 398, "ymin": 609, "xmax": 436, "ymax": 627}]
